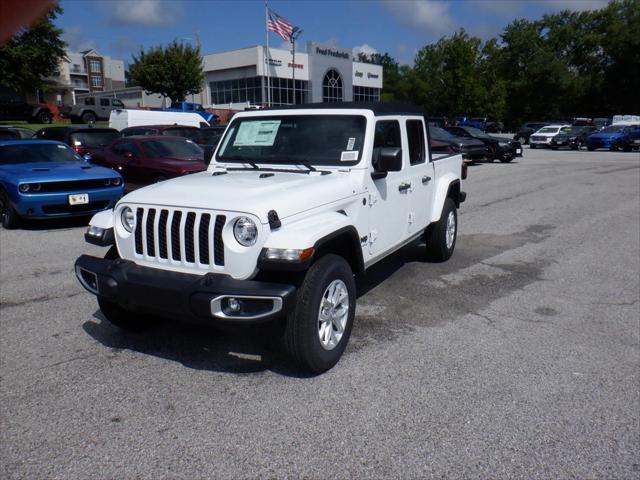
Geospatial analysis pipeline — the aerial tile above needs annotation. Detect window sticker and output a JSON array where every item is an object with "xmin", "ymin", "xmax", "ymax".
[
  {"xmin": 346, "ymin": 137, "xmax": 356, "ymax": 150},
  {"xmin": 233, "ymin": 120, "xmax": 281, "ymax": 147},
  {"xmin": 340, "ymin": 151, "xmax": 358, "ymax": 161}
]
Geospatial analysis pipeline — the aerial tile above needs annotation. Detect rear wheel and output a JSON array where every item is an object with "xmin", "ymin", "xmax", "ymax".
[
  {"xmin": 81, "ymin": 111, "xmax": 97, "ymax": 124},
  {"xmin": 425, "ymin": 198, "xmax": 457, "ymax": 262},
  {"xmin": 282, "ymin": 254, "xmax": 355, "ymax": 374},
  {"xmin": 37, "ymin": 111, "xmax": 52, "ymax": 124},
  {"xmin": 0, "ymin": 191, "xmax": 20, "ymax": 229}
]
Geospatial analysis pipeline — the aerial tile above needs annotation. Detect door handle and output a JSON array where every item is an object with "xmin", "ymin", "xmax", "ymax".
[
  {"xmin": 422, "ymin": 175, "xmax": 432, "ymax": 184},
  {"xmin": 398, "ymin": 182, "xmax": 411, "ymax": 192}
]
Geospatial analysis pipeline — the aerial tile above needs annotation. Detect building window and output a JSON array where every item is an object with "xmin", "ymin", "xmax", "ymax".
[
  {"xmin": 322, "ymin": 69, "xmax": 343, "ymax": 103},
  {"xmin": 209, "ymin": 76, "xmax": 309, "ymax": 107},
  {"xmin": 89, "ymin": 60, "xmax": 101, "ymax": 73},
  {"xmin": 353, "ymin": 86, "xmax": 380, "ymax": 102},
  {"xmin": 91, "ymin": 76, "xmax": 103, "ymax": 88}
]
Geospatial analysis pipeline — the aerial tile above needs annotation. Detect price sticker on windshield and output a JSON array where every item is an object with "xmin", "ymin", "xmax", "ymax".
[
  {"xmin": 68, "ymin": 193, "xmax": 89, "ymax": 205},
  {"xmin": 233, "ymin": 120, "xmax": 281, "ymax": 147}
]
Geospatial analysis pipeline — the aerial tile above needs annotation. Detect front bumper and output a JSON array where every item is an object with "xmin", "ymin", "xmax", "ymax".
[
  {"xmin": 14, "ymin": 187, "xmax": 123, "ymax": 218},
  {"xmin": 75, "ymin": 255, "xmax": 296, "ymax": 324},
  {"xmin": 461, "ymin": 146, "xmax": 488, "ymax": 163}
]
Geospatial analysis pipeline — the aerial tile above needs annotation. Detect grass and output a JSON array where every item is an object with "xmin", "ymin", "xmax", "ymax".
[{"xmin": 1, "ymin": 121, "xmax": 109, "ymax": 132}]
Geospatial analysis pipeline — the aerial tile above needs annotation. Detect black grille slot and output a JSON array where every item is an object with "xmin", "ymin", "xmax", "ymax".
[
  {"xmin": 134, "ymin": 208, "xmax": 144, "ymax": 254},
  {"xmin": 35, "ymin": 179, "xmax": 116, "ymax": 193},
  {"xmin": 158, "ymin": 210, "xmax": 169, "ymax": 259},
  {"xmin": 145, "ymin": 208, "xmax": 156, "ymax": 257},
  {"xmin": 214, "ymin": 215, "xmax": 226, "ymax": 266},
  {"xmin": 184, "ymin": 212, "xmax": 196, "ymax": 263},
  {"xmin": 198, "ymin": 213, "xmax": 211, "ymax": 264},
  {"xmin": 170, "ymin": 211, "xmax": 182, "ymax": 261}
]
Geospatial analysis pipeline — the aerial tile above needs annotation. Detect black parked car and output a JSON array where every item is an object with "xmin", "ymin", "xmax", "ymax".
[
  {"xmin": 0, "ymin": 99, "xmax": 52, "ymax": 124},
  {"xmin": 33, "ymin": 126, "xmax": 120, "ymax": 157},
  {"xmin": 549, "ymin": 126, "xmax": 598, "ymax": 150},
  {"xmin": 429, "ymin": 126, "xmax": 488, "ymax": 163},
  {"xmin": 446, "ymin": 126, "xmax": 522, "ymax": 162},
  {"xmin": 0, "ymin": 126, "xmax": 34, "ymax": 140}
]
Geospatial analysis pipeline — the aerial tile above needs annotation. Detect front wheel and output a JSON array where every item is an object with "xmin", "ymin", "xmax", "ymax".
[
  {"xmin": 81, "ymin": 111, "xmax": 97, "ymax": 124},
  {"xmin": 281, "ymin": 254, "xmax": 356, "ymax": 373},
  {"xmin": 37, "ymin": 111, "xmax": 52, "ymax": 124},
  {"xmin": 0, "ymin": 191, "xmax": 20, "ymax": 229},
  {"xmin": 97, "ymin": 246, "xmax": 157, "ymax": 331},
  {"xmin": 425, "ymin": 198, "xmax": 457, "ymax": 262}
]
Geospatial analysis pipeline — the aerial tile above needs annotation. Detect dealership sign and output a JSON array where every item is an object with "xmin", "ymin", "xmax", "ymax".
[{"xmin": 315, "ymin": 47, "xmax": 349, "ymax": 60}]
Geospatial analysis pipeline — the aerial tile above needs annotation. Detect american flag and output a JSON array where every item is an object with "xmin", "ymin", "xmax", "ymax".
[{"xmin": 267, "ymin": 9, "xmax": 294, "ymax": 41}]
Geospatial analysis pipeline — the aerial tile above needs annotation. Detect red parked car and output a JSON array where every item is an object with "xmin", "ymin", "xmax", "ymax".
[{"xmin": 91, "ymin": 136, "xmax": 207, "ymax": 184}]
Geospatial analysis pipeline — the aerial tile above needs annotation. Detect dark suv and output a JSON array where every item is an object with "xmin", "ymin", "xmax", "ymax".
[
  {"xmin": 0, "ymin": 99, "xmax": 52, "ymax": 124},
  {"xmin": 33, "ymin": 126, "xmax": 120, "ymax": 156}
]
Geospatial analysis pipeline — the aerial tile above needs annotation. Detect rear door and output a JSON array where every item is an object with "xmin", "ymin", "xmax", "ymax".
[
  {"xmin": 405, "ymin": 118, "xmax": 435, "ymax": 233},
  {"xmin": 367, "ymin": 118, "xmax": 410, "ymax": 256}
]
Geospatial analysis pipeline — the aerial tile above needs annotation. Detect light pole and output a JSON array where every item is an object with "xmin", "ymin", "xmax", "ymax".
[{"xmin": 290, "ymin": 26, "xmax": 303, "ymax": 104}]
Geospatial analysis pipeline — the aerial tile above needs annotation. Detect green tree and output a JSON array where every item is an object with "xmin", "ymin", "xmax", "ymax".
[
  {"xmin": 129, "ymin": 40, "xmax": 204, "ymax": 102},
  {"xmin": 411, "ymin": 29, "xmax": 500, "ymax": 118},
  {"xmin": 0, "ymin": 4, "xmax": 66, "ymax": 96}
]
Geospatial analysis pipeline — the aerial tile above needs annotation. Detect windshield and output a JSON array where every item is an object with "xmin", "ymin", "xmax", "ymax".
[
  {"xmin": 464, "ymin": 126, "xmax": 490, "ymax": 138},
  {"xmin": 70, "ymin": 130, "xmax": 119, "ymax": 148},
  {"xmin": 200, "ymin": 128, "xmax": 225, "ymax": 145},
  {"xmin": 162, "ymin": 128, "xmax": 202, "ymax": 142},
  {"xmin": 216, "ymin": 115, "xmax": 367, "ymax": 166},
  {"xmin": 0, "ymin": 143, "xmax": 83, "ymax": 164},
  {"xmin": 601, "ymin": 126, "xmax": 623, "ymax": 133},
  {"xmin": 142, "ymin": 139, "xmax": 203, "ymax": 158},
  {"xmin": 430, "ymin": 126, "xmax": 456, "ymax": 140},
  {"xmin": 538, "ymin": 127, "xmax": 560, "ymax": 134},
  {"xmin": 560, "ymin": 127, "xmax": 579, "ymax": 134}
]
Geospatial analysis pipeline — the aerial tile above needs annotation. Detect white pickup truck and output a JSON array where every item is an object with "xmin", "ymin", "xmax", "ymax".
[{"xmin": 75, "ymin": 103, "xmax": 466, "ymax": 373}]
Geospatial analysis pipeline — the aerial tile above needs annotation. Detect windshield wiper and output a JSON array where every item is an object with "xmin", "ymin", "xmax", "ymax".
[{"xmin": 219, "ymin": 155, "xmax": 260, "ymax": 169}]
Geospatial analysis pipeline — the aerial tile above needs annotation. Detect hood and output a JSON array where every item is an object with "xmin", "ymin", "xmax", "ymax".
[
  {"xmin": 0, "ymin": 161, "xmax": 119, "ymax": 182},
  {"xmin": 154, "ymin": 158, "xmax": 206, "ymax": 171},
  {"xmin": 120, "ymin": 169, "xmax": 358, "ymax": 223},
  {"xmin": 589, "ymin": 131, "xmax": 623, "ymax": 140}
]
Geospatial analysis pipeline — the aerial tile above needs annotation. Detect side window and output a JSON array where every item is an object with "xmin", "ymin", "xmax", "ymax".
[
  {"xmin": 374, "ymin": 120, "xmax": 401, "ymax": 149},
  {"xmin": 112, "ymin": 99, "xmax": 124, "ymax": 108},
  {"xmin": 406, "ymin": 120, "xmax": 426, "ymax": 165},
  {"xmin": 84, "ymin": 97, "xmax": 95, "ymax": 106},
  {"xmin": 100, "ymin": 98, "xmax": 110, "ymax": 106}
]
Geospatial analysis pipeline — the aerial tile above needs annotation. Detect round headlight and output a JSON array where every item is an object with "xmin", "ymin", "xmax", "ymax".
[
  {"xmin": 31, "ymin": 183, "xmax": 41, "ymax": 192},
  {"xmin": 233, "ymin": 216, "xmax": 257, "ymax": 246},
  {"xmin": 19, "ymin": 184, "xmax": 30, "ymax": 193},
  {"xmin": 121, "ymin": 206, "xmax": 135, "ymax": 233},
  {"xmin": 112, "ymin": 177, "xmax": 121, "ymax": 186},
  {"xmin": 104, "ymin": 179, "xmax": 111, "ymax": 186}
]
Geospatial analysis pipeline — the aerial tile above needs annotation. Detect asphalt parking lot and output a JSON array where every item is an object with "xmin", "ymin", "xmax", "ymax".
[{"xmin": 1, "ymin": 147, "xmax": 639, "ymax": 479}]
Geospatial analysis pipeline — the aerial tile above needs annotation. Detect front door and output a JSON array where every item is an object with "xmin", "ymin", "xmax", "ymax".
[{"xmin": 367, "ymin": 119, "xmax": 410, "ymax": 256}]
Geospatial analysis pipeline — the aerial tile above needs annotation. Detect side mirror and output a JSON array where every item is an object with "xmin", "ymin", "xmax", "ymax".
[
  {"xmin": 83, "ymin": 153, "xmax": 92, "ymax": 162},
  {"xmin": 372, "ymin": 147, "xmax": 402, "ymax": 179}
]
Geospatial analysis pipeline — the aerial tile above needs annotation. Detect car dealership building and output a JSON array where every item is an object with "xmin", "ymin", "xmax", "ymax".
[{"xmin": 201, "ymin": 41, "xmax": 383, "ymax": 109}]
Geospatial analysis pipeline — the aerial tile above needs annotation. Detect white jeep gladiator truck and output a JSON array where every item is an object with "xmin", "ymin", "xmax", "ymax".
[{"xmin": 75, "ymin": 103, "xmax": 466, "ymax": 373}]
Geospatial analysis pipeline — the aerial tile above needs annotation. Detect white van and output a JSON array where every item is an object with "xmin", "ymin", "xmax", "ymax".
[{"xmin": 108, "ymin": 109, "xmax": 210, "ymax": 131}]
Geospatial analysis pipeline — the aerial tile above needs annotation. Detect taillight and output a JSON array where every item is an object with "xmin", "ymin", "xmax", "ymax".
[{"xmin": 462, "ymin": 163, "xmax": 468, "ymax": 180}]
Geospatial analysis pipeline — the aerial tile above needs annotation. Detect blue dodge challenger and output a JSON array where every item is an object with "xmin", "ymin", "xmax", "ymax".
[{"xmin": 0, "ymin": 140, "xmax": 123, "ymax": 229}]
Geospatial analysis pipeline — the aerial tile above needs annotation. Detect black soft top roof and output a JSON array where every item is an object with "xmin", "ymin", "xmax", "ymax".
[{"xmin": 263, "ymin": 102, "xmax": 427, "ymax": 116}]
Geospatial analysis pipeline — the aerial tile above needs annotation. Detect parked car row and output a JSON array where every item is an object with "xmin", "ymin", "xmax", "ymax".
[{"xmin": 528, "ymin": 123, "xmax": 640, "ymax": 152}]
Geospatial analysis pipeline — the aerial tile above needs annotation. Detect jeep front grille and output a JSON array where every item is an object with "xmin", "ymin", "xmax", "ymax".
[{"xmin": 133, "ymin": 207, "xmax": 226, "ymax": 267}]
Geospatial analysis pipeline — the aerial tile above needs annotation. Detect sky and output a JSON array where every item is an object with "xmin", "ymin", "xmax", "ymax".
[{"xmin": 55, "ymin": 0, "xmax": 610, "ymax": 65}]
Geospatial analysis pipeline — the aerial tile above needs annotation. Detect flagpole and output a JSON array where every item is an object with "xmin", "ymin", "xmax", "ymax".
[{"xmin": 264, "ymin": 0, "xmax": 271, "ymax": 107}]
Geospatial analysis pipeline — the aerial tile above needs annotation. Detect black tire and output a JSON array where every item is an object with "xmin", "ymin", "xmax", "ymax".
[
  {"xmin": 282, "ymin": 254, "xmax": 356, "ymax": 373},
  {"xmin": 623, "ymin": 143, "xmax": 631, "ymax": 152},
  {"xmin": 587, "ymin": 145, "xmax": 595, "ymax": 151},
  {"xmin": 500, "ymin": 155, "xmax": 513, "ymax": 163},
  {"xmin": 530, "ymin": 144, "xmax": 537, "ymax": 149},
  {"xmin": 97, "ymin": 247, "xmax": 157, "ymax": 331},
  {"xmin": 81, "ymin": 111, "xmax": 97, "ymax": 124},
  {"xmin": 519, "ymin": 136, "xmax": 528, "ymax": 145},
  {"xmin": 0, "ymin": 190, "xmax": 20, "ymax": 229},
  {"xmin": 37, "ymin": 111, "xmax": 52, "ymax": 124},
  {"xmin": 425, "ymin": 198, "xmax": 457, "ymax": 262}
]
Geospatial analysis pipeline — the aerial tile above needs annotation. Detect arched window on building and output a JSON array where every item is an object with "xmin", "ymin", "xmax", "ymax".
[{"xmin": 322, "ymin": 69, "xmax": 343, "ymax": 103}]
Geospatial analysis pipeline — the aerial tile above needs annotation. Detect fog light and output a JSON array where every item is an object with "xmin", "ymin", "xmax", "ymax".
[{"xmin": 227, "ymin": 298, "xmax": 241, "ymax": 313}]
